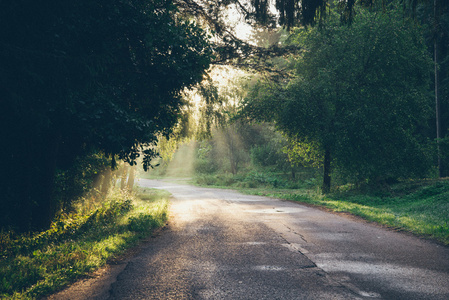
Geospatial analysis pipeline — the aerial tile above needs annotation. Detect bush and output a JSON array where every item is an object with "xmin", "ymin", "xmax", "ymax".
[
  {"xmin": 250, "ymin": 143, "xmax": 292, "ymax": 171},
  {"xmin": 194, "ymin": 158, "xmax": 219, "ymax": 174},
  {"xmin": 194, "ymin": 173, "xmax": 239, "ymax": 186},
  {"xmin": 128, "ymin": 214, "xmax": 162, "ymax": 233},
  {"xmin": 195, "ymin": 174, "xmax": 217, "ymax": 186}
]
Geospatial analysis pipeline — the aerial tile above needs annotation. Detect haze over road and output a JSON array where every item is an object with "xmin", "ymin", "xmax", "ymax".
[{"xmin": 109, "ymin": 179, "xmax": 449, "ymax": 299}]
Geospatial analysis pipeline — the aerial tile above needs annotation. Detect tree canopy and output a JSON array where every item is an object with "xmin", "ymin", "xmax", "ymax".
[
  {"xmin": 242, "ymin": 7, "xmax": 433, "ymax": 191},
  {"xmin": 1, "ymin": 0, "xmax": 447, "ymax": 231},
  {"xmin": 0, "ymin": 0, "xmax": 212, "ymax": 230}
]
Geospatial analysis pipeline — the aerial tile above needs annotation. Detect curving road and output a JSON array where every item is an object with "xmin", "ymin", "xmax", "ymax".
[
  {"xmin": 49, "ymin": 178, "xmax": 449, "ymax": 299},
  {"xmin": 106, "ymin": 179, "xmax": 449, "ymax": 300}
]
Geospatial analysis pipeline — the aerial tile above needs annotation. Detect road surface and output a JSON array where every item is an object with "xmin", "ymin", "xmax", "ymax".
[{"xmin": 50, "ymin": 179, "xmax": 449, "ymax": 299}]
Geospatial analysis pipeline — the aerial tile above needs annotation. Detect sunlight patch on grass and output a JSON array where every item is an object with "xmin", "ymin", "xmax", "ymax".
[{"xmin": 0, "ymin": 188, "xmax": 170, "ymax": 299}]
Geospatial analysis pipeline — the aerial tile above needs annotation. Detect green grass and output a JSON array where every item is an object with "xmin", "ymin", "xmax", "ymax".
[
  {"xmin": 0, "ymin": 188, "xmax": 170, "ymax": 299},
  {"xmin": 194, "ymin": 170, "xmax": 317, "ymax": 190},
  {"xmin": 193, "ymin": 172, "xmax": 449, "ymax": 245},
  {"xmin": 240, "ymin": 180, "xmax": 449, "ymax": 245}
]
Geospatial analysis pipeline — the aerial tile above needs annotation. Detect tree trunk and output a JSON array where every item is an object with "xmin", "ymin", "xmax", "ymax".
[
  {"xmin": 435, "ymin": 0, "xmax": 442, "ymax": 178},
  {"xmin": 223, "ymin": 126, "xmax": 239, "ymax": 175},
  {"xmin": 322, "ymin": 148, "xmax": 331, "ymax": 194},
  {"xmin": 112, "ymin": 170, "xmax": 118, "ymax": 187},
  {"xmin": 120, "ymin": 164, "xmax": 129, "ymax": 191},
  {"xmin": 92, "ymin": 173, "xmax": 102, "ymax": 191},
  {"xmin": 126, "ymin": 165, "xmax": 136, "ymax": 191},
  {"xmin": 30, "ymin": 133, "xmax": 60, "ymax": 231},
  {"xmin": 101, "ymin": 168, "xmax": 112, "ymax": 197}
]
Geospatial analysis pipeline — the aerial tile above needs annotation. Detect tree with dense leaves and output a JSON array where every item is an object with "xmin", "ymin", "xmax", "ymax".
[
  {"xmin": 0, "ymin": 0, "xmax": 212, "ymax": 231},
  {"xmin": 416, "ymin": 0, "xmax": 449, "ymax": 177},
  {"xmin": 242, "ymin": 7, "xmax": 433, "ymax": 192}
]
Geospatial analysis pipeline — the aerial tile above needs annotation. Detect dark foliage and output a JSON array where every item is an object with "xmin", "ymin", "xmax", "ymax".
[{"xmin": 0, "ymin": 0, "xmax": 212, "ymax": 231}]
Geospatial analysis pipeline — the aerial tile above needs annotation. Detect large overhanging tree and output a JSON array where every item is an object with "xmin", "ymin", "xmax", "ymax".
[
  {"xmin": 0, "ymin": 0, "xmax": 305, "ymax": 232},
  {"xmin": 0, "ymin": 0, "xmax": 213, "ymax": 231},
  {"xmin": 242, "ymin": 7, "xmax": 433, "ymax": 192}
]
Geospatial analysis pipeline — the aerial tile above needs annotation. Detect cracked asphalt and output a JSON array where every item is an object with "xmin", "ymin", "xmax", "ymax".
[{"xmin": 48, "ymin": 179, "xmax": 449, "ymax": 300}]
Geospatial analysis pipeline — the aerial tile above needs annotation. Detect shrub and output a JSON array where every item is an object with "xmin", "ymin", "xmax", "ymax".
[{"xmin": 194, "ymin": 158, "xmax": 219, "ymax": 174}]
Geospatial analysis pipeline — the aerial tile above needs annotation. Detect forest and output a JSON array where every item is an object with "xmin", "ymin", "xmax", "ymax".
[
  {"xmin": 1, "ymin": 0, "xmax": 448, "ymax": 230},
  {"xmin": 153, "ymin": 1, "xmax": 449, "ymax": 190},
  {"xmin": 145, "ymin": 0, "xmax": 449, "ymax": 246},
  {"xmin": 1, "ymin": 0, "xmax": 449, "ymax": 297}
]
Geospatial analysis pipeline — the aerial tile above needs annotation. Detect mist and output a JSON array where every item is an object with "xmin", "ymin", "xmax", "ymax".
[{"xmin": 153, "ymin": 140, "xmax": 197, "ymax": 179}]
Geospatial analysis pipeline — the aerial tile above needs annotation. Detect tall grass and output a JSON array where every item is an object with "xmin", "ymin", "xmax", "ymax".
[{"xmin": 0, "ymin": 188, "xmax": 169, "ymax": 299}]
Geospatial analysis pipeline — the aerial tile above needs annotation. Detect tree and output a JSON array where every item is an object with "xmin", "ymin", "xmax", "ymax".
[
  {"xmin": 0, "ymin": 0, "xmax": 212, "ymax": 231},
  {"xmin": 414, "ymin": 0, "xmax": 449, "ymax": 177},
  {"xmin": 243, "ymin": 7, "xmax": 432, "ymax": 192}
]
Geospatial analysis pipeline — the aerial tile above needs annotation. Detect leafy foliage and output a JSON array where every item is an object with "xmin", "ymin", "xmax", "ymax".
[
  {"xmin": 0, "ymin": 0, "xmax": 212, "ymax": 231},
  {"xmin": 243, "ymin": 7, "xmax": 433, "ymax": 189},
  {"xmin": 54, "ymin": 152, "xmax": 112, "ymax": 211}
]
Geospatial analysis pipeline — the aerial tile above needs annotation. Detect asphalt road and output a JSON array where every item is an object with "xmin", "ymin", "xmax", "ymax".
[{"xmin": 49, "ymin": 178, "xmax": 449, "ymax": 300}]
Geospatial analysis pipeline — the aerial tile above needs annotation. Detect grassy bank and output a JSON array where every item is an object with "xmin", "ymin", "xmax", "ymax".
[
  {"xmin": 0, "ymin": 188, "xmax": 170, "ymax": 300},
  {"xmin": 193, "ymin": 173, "xmax": 449, "ymax": 245}
]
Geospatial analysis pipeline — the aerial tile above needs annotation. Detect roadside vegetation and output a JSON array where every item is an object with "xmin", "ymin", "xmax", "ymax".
[
  {"xmin": 192, "ymin": 168, "xmax": 449, "ymax": 245},
  {"xmin": 245, "ymin": 178, "xmax": 449, "ymax": 245},
  {"xmin": 0, "ymin": 187, "xmax": 169, "ymax": 300},
  {"xmin": 141, "ymin": 1, "xmax": 449, "ymax": 247},
  {"xmin": 145, "ymin": 117, "xmax": 449, "ymax": 246}
]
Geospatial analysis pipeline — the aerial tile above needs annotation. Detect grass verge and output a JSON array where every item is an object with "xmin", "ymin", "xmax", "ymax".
[
  {"xmin": 241, "ymin": 181, "xmax": 449, "ymax": 245},
  {"xmin": 193, "ymin": 173, "xmax": 449, "ymax": 245},
  {"xmin": 0, "ymin": 188, "xmax": 170, "ymax": 300}
]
